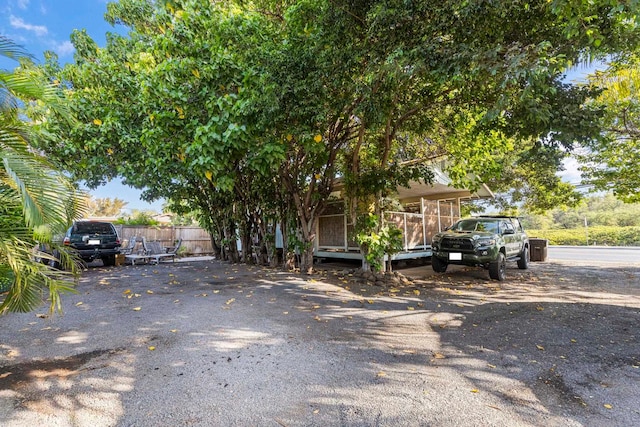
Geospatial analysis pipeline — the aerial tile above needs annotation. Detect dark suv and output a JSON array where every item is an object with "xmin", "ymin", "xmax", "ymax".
[
  {"xmin": 49, "ymin": 221, "xmax": 121, "ymax": 267},
  {"xmin": 430, "ymin": 216, "xmax": 529, "ymax": 281}
]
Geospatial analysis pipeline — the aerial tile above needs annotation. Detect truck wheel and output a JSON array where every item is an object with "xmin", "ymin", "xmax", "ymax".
[
  {"xmin": 489, "ymin": 252, "xmax": 506, "ymax": 281},
  {"xmin": 517, "ymin": 246, "xmax": 529, "ymax": 270},
  {"xmin": 431, "ymin": 256, "xmax": 448, "ymax": 273}
]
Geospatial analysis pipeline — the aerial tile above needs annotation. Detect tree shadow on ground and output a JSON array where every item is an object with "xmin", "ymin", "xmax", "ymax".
[{"xmin": 1, "ymin": 260, "xmax": 639, "ymax": 426}]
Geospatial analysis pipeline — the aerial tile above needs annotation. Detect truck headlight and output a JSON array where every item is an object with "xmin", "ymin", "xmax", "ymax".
[{"xmin": 476, "ymin": 238, "xmax": 495, "ymax": 247}]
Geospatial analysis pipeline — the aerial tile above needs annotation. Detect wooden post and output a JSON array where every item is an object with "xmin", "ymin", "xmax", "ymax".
[{"xmin": 421, "ymin": 197, "xmax": 427, "ymax": 248}]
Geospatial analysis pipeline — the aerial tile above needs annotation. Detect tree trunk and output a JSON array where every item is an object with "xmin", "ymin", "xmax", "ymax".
[
  {"xmin": 297, "ymin": 214, "xmax": 318, "ymax": 274},
  {"xmin": 299, "ymin": 242, "xmax": 314, "ymax": 275},
  {"xmin": 224, "ymin": 222, "xmax": 240, "ymax": 264},
  {"xmin": 208, "ymin": 226, "xmax": 222, "ymax": 259}
]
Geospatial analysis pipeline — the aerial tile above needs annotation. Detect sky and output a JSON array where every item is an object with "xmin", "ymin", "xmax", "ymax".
[
  {"xmin": 2, "ymin": 0, "xmax": 600, "ymax": 212},
  {"xmin": 1, "ymin": 0, "xmax": 164, "ymax": 212}
]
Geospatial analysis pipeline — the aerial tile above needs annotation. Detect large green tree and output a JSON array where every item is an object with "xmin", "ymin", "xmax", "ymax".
[
  {"xmin": 35, "ymin": 0, "xmax": 640, "ymax": 272},
  {"xmin": 580, "ymin": 57, "xmax": 640, "ymax": 202},
  {"xmin": 0, "ymin": 36, "xmax": 85, "ymax": 313}
]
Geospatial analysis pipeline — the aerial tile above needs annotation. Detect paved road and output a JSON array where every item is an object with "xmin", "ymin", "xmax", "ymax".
[{"xmin": 548, "ymin": 245, "xmax": 640, "ymax": 265}]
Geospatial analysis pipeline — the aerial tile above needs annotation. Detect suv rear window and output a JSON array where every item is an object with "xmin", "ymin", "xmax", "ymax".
[{"xmin": 73, "ymin": 222, "xmax": 115, "ymax": 235}]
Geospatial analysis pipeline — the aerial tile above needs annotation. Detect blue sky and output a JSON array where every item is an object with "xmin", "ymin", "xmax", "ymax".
[{"xmin": 1, "ymin": 0, "xmax": 163, "ymax": 213}]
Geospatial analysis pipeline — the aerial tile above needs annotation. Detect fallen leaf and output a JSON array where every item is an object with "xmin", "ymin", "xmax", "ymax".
[
  {"xmin": 413, "ymin": 290, "xmax": 421, "ymax": 296},
  {"xmin": 133, "ymin": 307, "xmax": 141, "ymax": 311},
  {"xmin": 536, "ymin": 344, "xmax": 545, "ymax": 351},
  {"xmin": 407, "ymin": 306, "xmax": 415, "ymax": 311},
  {"xmin": 433, "ymin": 353, "xmax": 446, "ymax": 359},
  {"xmin": 376, "ymin": 371, "xmax": 386, "ymax": 377},
  {"xmin": 75, "ymin": 302, "xmax": 83, "ymax": 306},
  {"xmin": 225, "ymin": 298, "xmax": 235, "ymax": 305},
  {"xmin": 604, "ymin": 404, "xmax": 613, "ymax": 409},
  {"xmin": 487, "ymin": 364, "xmax": 496, "ymax": 369},
  {"xmin": 148, "ymin": 346, "xmax": 156, "ymax": 351},
  {"xmin": 123, "ymin": 289, "xmax": 131, "ymax": 295},
  {"xmin": 146, "ymin": 290, "xmax": 154, "ymax": 294},
  {"xmin": 471, "ymin": 389, "xmax": 479, "ymax": 393},
  {"xmin": 169, "ymin": 329, "xmax": 177, "ymax": 333}
]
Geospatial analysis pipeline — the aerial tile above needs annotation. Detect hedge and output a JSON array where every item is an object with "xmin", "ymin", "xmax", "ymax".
[{"xmin": 527, "ymin": 226, "xmax": 640, "ymax": 246}]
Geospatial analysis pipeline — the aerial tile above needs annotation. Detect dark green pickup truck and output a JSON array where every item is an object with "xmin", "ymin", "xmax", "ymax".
[{"xmin": 430, "ymin": 216, "xmax": 530, "ymax": 281}]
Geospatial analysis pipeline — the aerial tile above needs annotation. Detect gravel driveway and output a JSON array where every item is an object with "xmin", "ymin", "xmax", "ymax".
[{"xmin": 0, "ymin": 257, "xmax": 638, "ymax": 426}]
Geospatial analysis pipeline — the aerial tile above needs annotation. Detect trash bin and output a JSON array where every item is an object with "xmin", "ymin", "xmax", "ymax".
[{"xmin": 529, "ymin": 238, "xmax": 548, "ymax": 262}]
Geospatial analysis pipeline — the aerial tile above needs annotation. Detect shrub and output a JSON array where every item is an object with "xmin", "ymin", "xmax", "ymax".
[{"xmin": 528, "ymin": 226, "xmax": 640, "ymax": 246}]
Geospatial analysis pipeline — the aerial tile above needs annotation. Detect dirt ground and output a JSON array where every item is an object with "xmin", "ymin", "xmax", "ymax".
[{"xmin": 0, "ymin": 257, "xmax": 638, "ymax": 426}]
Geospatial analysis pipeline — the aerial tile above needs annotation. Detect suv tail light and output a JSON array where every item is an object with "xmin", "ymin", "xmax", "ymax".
[{"xmin": 63, "ymin": 236, "xmax": 71, "ymax": 246}]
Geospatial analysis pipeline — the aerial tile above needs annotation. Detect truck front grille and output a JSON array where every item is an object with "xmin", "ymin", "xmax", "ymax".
[{"xmin": 440, "ymin": 237, "xmax": 475, "ymax": 251}]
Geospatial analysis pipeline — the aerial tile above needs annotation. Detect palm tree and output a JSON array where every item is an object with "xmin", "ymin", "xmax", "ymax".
[{"xmin": 0, "ymin": 35, "xmax": 85, "ymax": 313}]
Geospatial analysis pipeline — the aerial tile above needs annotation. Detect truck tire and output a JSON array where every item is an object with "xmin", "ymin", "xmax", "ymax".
[
  {"xmin": 517, "ymin": 246, "xmax": 529, "ymax": 270},
  {"xmin": 489, "ymin": 252, "xmax": 506, "ymax": 281},
  {"xmin": 431, "ymin": 256, "xmax": 448, "ymax": 273}
]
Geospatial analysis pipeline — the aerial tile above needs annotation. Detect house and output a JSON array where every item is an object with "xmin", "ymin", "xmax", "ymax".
[{"xmin": 315, "ymin": 165, "xmax": 493, "ymax": 261}]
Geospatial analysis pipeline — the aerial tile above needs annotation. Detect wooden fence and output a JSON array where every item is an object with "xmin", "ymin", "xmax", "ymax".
[{"xmin": 114, "ymin": 225, "xmax": 213, "ymax": 255}]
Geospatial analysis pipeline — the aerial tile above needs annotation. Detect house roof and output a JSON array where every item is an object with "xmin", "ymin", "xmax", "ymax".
[
  {"xmin": 393, "ymin": 179, "xmax": 494, "ymax": 203},
  {"xmin": 331, "ymin": 163, "xmax": 494, "ymax": 202}
]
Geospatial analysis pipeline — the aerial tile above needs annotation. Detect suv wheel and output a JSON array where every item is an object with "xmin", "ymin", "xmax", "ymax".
[
  {"xmin": 49, "ymin": 249, "xmax": 62, "ymax": 270},
  {"xmin": 431, "ymin": 256, "xmax": 448, "ymax": 273},
  {"xmin": 489, "ymin": 252, "xmax": 506, "ymax": 281},
  {"xmin": 517, "ymin": 246, "xmax": 529, "ymax": 270},
  {"xmin": 102, "ymin": 255, "xmax": 116, "ymax": 267}
]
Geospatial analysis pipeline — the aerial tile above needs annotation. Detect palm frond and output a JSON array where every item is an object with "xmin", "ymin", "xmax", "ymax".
[
  {"xmin": 0, "ymin": 233, "xmax": 77, "ymax": 313},
  {"xmin": 0, "ymin": 35, "xmax": 34, "ymax": 63},
  {"xmin": 0, "ymin": 35, "xmax": 83, "ymax": 314}
]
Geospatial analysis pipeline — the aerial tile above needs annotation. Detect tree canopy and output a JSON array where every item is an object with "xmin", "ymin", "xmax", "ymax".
[
  {"xmin": 579, "ymin": 56, "xmax": 640, "ymax": 202},
  {"xmin": 86, "ymin": 196, "xmax": 128, "ymax": 217},
  {"xmin": 32, "ymin": 0, "xmax": 640, "ymax": 271}
]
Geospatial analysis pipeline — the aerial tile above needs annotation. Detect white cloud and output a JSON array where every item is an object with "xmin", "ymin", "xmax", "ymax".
[
  {"xmin": 559, "ymin": 157, "xmax": 582, "ymax": 184},
  {"xmin": 16, "ymin": 0, "xmax": 30, "ymax": 10},
  {"xmin": 53, "ymin": 40, "xmax": 75, "ymax": 57},
  {"xmin": 10, "ymin": 15, "xmax": 48, "ymax": 36}
]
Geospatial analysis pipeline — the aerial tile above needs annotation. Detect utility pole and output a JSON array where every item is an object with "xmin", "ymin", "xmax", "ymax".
[{"xmin": 584, "ymin": 216, "xmax": 589, "ymax": 246}]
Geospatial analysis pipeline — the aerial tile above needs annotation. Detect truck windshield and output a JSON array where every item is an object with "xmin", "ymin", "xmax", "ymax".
[{"xmin": 452, "ymin": 220, "xmax": 498, "ymax": 233}]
